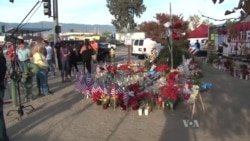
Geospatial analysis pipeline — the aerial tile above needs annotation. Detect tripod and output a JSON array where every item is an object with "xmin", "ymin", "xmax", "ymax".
[
  {"xmin": 7, "ymin": 70, "xmax": 35, "ymax": 120},
  {"xmin": 4, "ymin": 1, "xmax": 41, "ymax": 120}
]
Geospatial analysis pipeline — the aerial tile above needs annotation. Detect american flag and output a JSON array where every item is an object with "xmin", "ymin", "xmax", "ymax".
[
  {"xmin": 85, "ymin": 74, "xmax": 94, "ymax": 87},
  {"xmin": 116, "ymin": 86, "xmax": 124, "ymax": 95},
  {"xmin": 110, "ymin": 84, "xmax": 116, "ymax": 96},
  {"xmin": 123, "ymin": 92, "xmax": 130, "ymax": 106},
  {"xmin": 188, "ymin": 44, "xmax": 199, "ymax": 55},
  {"xmin": 75, "ymin": 73, "xmax": 84, "ymax": 92},
  {"xmin": 91, "ymin": 82, "xmax": 103, "ymax": 94},
  {"xmin": 78, "ymin": 83, "xmax": 88, "ymax": 95}
]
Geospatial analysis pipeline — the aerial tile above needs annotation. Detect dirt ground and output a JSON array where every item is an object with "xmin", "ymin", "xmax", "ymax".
[{"xmin": 4, "ymin": 64, "xmax": 250, "ymax": 141}]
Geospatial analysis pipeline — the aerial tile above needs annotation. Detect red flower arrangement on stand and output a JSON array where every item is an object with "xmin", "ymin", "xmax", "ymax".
[{"xmin": 160, "ymin": 71, "xmax": 181, "ymax": 110}]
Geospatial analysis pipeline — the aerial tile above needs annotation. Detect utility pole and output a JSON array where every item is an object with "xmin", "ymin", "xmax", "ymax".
[
  {"xmin": 169, "ymin": 2, "xmax": 173, "ymax": 70},
  {"xmin": 53, "ymin": 0, "xmax": 59, "ymax": 44}
]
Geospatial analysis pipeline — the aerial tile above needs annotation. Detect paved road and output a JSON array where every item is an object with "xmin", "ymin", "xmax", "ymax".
[{"xmin": 3, "ymin": 49, "xmax": 250, "ymax": 141}]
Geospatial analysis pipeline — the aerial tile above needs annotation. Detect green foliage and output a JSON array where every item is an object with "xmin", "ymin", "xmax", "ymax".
[
  {"xmin": 144, "ymin": 59, "xmax": 151, "ymax": 70},
  {"xmin": 106, "ymin": 0, "xmax": 146, "ymax": 32},
  {"xmin": 154, "ymin": 45, "xmax": 190, "ymax": 69},
  {"xmin": 207, "ymin": 53, "xmax": 218, "ymax": 64},
  {"xmin": 47, "ymin": 34, "xmax": 54, "ymax": 42},
  {"xmin": 100, "ymin": 31, "xmax": 112, "ymax": 41}
]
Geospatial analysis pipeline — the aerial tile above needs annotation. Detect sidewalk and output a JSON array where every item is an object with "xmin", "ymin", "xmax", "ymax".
[{"xmin": 4, "ymin": 64, "xmax": 250, "ymax": 141}]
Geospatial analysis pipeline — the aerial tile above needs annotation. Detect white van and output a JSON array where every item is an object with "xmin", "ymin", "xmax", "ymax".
[{"xmin": 132, "ymin": 38, "xmax": 163, "ymax": 59}]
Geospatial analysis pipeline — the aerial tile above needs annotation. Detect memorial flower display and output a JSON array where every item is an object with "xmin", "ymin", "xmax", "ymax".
[{"xmin": 74, "ymin": 56, "xmax": 208, "ymax": 115}]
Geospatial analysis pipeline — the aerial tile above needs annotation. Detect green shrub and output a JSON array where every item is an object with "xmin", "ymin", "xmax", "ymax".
[{"xmin": 154, "ymin": 45, "xmax": 190, "ymax": 68}]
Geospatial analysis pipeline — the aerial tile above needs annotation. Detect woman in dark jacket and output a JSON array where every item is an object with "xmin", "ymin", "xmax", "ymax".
[
  {"xmin": 68, "ymin": 44, "xmax": 79, "ymax": 76},
  {"xmin": 80, "ymin": 39, "xmax": 92, "ymax": 74}
]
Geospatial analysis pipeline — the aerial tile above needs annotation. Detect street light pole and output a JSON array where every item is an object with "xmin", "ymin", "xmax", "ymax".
[{"xmin": 53, "ymin": 0, "xmax": 59, "ymax": 44}]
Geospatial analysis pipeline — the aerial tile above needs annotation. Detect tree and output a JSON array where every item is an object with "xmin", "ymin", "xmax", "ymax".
[
  {"xmin": 140, "ymin": 13, "xmax": 189, "ymax": 44},
  {"xmin": 189, "ymin": 14, "xmax": 201, "ymax": 30},
  {"xmin": 100, "ymin": 31, "xmax": 112, "ymax": 41},
  {"xmin": 212, "ymin": 0, "xmax": 250, "ymax": 21},
  {"xmin": 47, "ymin": 34, "xmax": 54, "ymax": 42},
  {"xmin": 140, "ymin": 13, "xmax": 190, "ymax": 68},
  {"xmin": 106, "ymin": 0, "xmax": 146, "ymax": 32}
]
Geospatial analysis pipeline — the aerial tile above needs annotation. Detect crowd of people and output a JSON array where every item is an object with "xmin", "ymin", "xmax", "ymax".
[{"xmin": 0, "ymin": 37, "xmax": 100, "ymax": 140}]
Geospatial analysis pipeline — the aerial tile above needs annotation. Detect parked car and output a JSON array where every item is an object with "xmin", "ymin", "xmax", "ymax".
[
  {"xmin": 99, "ymin": 42, "xmax": 116, "ymax": 49},
  {"xmin": 60, "ymin": 40, "xmax": 111, "ymax": 63}
]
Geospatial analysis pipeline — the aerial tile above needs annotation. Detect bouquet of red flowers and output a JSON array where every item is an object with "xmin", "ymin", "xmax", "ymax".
[
  {"xmin": 118, "ymin": 64, "xmax": 130, "ymax": 71},
  {"xmin": 107, "ymin": 65, "xmax": 117, "ymax": 74},
  {"xmin": 241, "ymin": 69, "xmax": 249, "ymax": 78},
  {"xmin": 159, "ymin": 80, "xmax": 180, "ymax": 110},
  {"xmin": 92, "ymin": 91, "xmax": 102, "ymax": 103},
  {"xmin": 154, "ymin": 64, "xmax": 169, "ymax": 72},
  {"xmin": 127, "ymin": 82, "xmax": 140, "ymax": 92},
  {"xmin": 168, "ymin": 71, "xmax": 180, "ymax": 81}
]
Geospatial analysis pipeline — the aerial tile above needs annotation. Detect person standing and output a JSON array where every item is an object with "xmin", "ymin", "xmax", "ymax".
[
  {"xmin": 91, "ymin": 38, "xmax": 98, "ymax": 63},
  {"xmin": 16, "ymin": 40, "xmax": 31, "ymax": 72},
  {"xmin": 195, "ymin": 40, "xmax": 200, "ymax": 50},
  {"xmin": 44, "ymin": 40, "xmax": 56, "ymax": 76},
  {"xmin": 6, "ymin": 43, "xmax": 18, "ymax": 70},
  {"xmin": 32, "ymin": 42, "xmax": 53, "ymax": 95},
  {"xmin": 0, "ymin": 51, "xmax": 9, "ymax": 141},
  {"xmin": 68, "ymin": 44, "xmax": 79, "ymax": 77},
  {"xmin": 80, "ymin": 39, "xmax": 92, "ymax": 74},
  {"xmin": 60, "ymin": 42, "xmax": 71, "ymax": 82}
]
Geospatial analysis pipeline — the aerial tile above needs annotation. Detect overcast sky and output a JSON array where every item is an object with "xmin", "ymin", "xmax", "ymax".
[{"xmin": 0, "ymin": 0, "xmax": 240, "ymax": 25}]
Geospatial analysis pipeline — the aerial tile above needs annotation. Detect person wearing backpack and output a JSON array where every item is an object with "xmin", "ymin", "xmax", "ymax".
[{"xmin": 80, "ymin": 39, "xmax": 92, "ymax": 74}]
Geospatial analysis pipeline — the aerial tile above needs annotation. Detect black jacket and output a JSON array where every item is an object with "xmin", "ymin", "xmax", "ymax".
[{"xmin": 0, "ymin": 53, "xmax": 7, "ymax": 89}]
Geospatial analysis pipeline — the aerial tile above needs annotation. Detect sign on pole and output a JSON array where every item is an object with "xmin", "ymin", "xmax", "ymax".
[{"xmin": 124, "ymin": 34, "xmax": 132, "ymax": 45}]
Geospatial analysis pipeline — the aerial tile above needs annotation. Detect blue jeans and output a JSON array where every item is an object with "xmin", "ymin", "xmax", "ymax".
[
  {"xmin": 61, "ymin": 61, "xmax": 69, "ymax": 78},
  {"xmin": 47, "ymin": 59, "xmax": 55, "ymax": 75},
  {"xmin": 37, "ymin": 68, "xmax": 49, "ymax": 95},
  {"xmin": 0, "ymin": 89, "xmax": 9, "ymax": 141},
  {"xmin": 19, "ymin": 59, "xmax": 30, "ymax": 72}
]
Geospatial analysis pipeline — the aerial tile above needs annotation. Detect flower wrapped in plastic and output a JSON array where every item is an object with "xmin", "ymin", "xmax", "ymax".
[
  {"xmin": 117, "ymin": 63, "xmax": 130, "ymax": 71},
  {"xmin": 181, "ymin": 84, "xmax": 192, "ymax": 102},
  {"xmin": 185, "ymin": 85, "xmax": 199, "ymax": 104}
]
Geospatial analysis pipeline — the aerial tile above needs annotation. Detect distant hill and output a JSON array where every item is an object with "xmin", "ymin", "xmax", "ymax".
[{"xmin": 0, "ymin": 21, "xmax": 116, "ymax": 33}]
